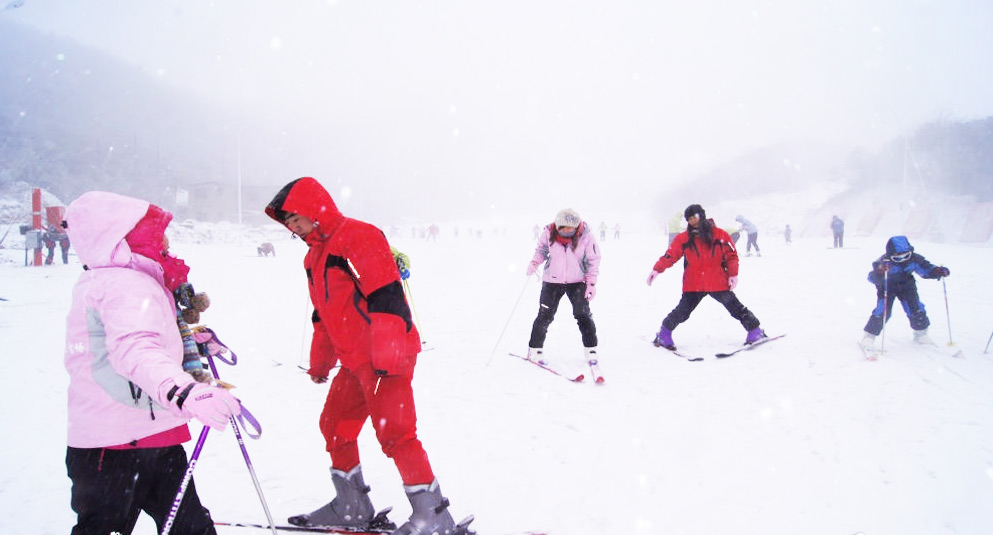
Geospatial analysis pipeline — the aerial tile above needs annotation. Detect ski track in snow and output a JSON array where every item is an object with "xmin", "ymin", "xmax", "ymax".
[{"xmin": 2, "ymin": 217, "xmax": 993, "ymax": 535}]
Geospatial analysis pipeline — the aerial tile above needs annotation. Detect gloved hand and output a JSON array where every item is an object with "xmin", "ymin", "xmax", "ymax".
[
  {"xmin": 171, "ymin": 382, "xmax": 241, "ymax": 431},
  {"xmin": 930, "ymin": 266, "xmax": 950, "ymax": 279},
  {"xmin": 585, "ymin": 283, "xmax": 596, "ymax": 301},
  {"xmin": 728, "ymin": 276, "xmax": 738, "ymax": 290},
  {"xmin": 526, "ymin": 262, "xmax": 538, "ymax": 277},
  {"xmin": 875, "ymin": 262, "xmax": 891, "ymax": 274},
  {"xmin": 647, "ymin": 270, "xmax": 660, "ymax": 286}
]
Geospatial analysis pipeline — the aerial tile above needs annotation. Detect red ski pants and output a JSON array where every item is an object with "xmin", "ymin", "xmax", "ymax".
[{"xmin": 319, "ymin": 362, "xmax": 434, "ymax": 485}]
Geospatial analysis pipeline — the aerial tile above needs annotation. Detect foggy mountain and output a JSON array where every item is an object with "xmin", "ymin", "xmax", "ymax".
[{"xmin": 2, "ymin": 16, "xmax": 992, "ymax": 230}]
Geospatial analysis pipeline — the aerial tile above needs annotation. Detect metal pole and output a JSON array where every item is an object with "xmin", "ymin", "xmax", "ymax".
[
  {"xmin": 487, "ymin": 276, "xmax": 534, "ymax": 365},
  {"xmin": 206, "ymin": 355, "xmax": 279, "ymax": 535},
  {"xmin": 879, "ymin": 266, "xmax": 889, "ymax": 354},
  {"xmin": 237, "ymin": 130, "xmax": 243, "ymax": 226},
  {"xmin": 941, "ymin": 277, "xmax": 954, "ymax": 346}
]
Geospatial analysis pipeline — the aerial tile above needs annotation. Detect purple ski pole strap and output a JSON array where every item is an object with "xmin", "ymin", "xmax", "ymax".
[
  {"xmin": 194, "ymin": 326, "xmax": 238, "ymax": 366},
  {"xmin": 161, "ymin": 425, "xmax": 210, "ymax": 535},
  {"xmin": 236, "ymin": 402, "xmax": 262, "ymax": 439},
  {"xmin": 204, "ymin": 347, "xmax": 262, "ymax": 439}
]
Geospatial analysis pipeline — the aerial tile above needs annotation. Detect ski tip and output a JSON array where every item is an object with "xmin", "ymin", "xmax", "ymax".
[
  {"xmin": 574, "ymin": 374, "xmax": 586, "ymax": 382},
  {"xmin": 595, "ymin": 376, "xmax": 606, "ymax": 384}
]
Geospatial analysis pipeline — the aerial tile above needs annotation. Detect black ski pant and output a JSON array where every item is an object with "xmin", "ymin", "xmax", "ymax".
[
  {"xmin": 863, "ymin": 286, "xmax": 929, "ymax": 336},
  {"xmin": 529, "ymin": 281, "xmax": 598, "ymax": 348},
  {"xmin": 66, "ymin": 445, "xmax": 217, "ymax": 535},
  {"xmin": 833, "ymin": 232, "xmax": 844, "ymax": 248},
  {"xmin": 661, "ymin": 291, "xmax": 760, "ymax": 332}
]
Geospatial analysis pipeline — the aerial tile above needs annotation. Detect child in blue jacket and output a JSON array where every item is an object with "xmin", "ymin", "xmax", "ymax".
[{"xmin": 860, "ymin": 236, "xmax": 949, "ymax": 349}]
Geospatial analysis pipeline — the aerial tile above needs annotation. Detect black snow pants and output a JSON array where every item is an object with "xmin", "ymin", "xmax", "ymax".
[
  {"xmin": 529, "ymin": 281, "xmax": 598, "ymax": 348},
  {"xmin": 661, "ymin": 291, "xmax": 760, "ymax": 332},
  {"xmin": 66, "ymin": 445, "xmax": 217, "ymax": 535}
]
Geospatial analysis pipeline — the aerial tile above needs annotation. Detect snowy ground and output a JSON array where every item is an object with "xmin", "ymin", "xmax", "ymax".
[{"xmin": 2, "ymin": 213, "xmax": 993, "ymax": 535}]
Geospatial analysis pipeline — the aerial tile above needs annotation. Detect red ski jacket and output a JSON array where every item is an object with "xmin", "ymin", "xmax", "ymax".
[
  {"xmin": 266, "ymin": 177, "xmax": 420, "ymax": 378},
  {"xmin": 653, "ymin": 220, "xmax": 739, "ymax": 292}
]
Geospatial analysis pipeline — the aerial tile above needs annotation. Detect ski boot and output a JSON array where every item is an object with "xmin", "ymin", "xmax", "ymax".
[
  {"xmin": 913, "ymin": 329, "xmax": 935, "ymax": 346},
  {"xmin": 527, "ymin": 347, "xmax": 546, "ymax": 365},
  {"xmin": 653, "ymin": 327, "xmax": 675, "ymax": 350},
  {"xmin": 860, "ymin": 332, "xmax": 876, "ymax": 351},
  {"xmin": 745, "ymin": 327, "xmax": 767, "ymax": 345},
  {"xmin": 288, "ymin": 465, "xmax": 384, "ymax": 529},
  {"xmin": 394, "ymin": 479, "xmax": 472, "ymax": 535}
]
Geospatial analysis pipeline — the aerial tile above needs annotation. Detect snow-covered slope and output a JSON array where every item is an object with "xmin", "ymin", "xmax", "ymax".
[{"xmin": 1, "ymin": 209, "xmax": 992, "ymax": 535}]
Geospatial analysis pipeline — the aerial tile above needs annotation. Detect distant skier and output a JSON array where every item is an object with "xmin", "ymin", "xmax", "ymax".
[
  {"xmin": 648, "ymin": 204, "xmax": 766, "ymax": 349},
  {"xmin": 735, "ymin": 214, "xmax": 761, "ymax": 256},
  {"xmin": 43, "ymin": 222, "xmax": 70, "ymax": 264},
  {"xmin": 784, "ymin": 224, "xmax": 792, "ymax": 244},
  {"xmin": 831, "ymin": 215, "xmax": 845, "ymax": 248},
  {"xmin": 667, "ymin": 211, "xmax": 684, "ymax": 245},
  {"xmin": 860, "ymin": 236, "xmax": 950, "ymax": 350},
  {"xmin": 525, "ymin": 208, "xmax": 600, "ymax": 364}
]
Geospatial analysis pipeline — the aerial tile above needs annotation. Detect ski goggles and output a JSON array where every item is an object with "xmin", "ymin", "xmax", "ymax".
[{"xmin": 889, "ymin": 251, "xmax": 912, "ymax": 263}]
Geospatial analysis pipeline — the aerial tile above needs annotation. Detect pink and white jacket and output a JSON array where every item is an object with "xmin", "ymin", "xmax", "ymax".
[
  {"xmin": 529, "ymin": 222, "xmax": 600, "ymax": 285},
  {"xmin": 63, "ymin": 192, "xmax": 193, "ymax": 448}
]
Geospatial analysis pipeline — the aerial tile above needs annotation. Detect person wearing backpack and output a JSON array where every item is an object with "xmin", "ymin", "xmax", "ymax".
[
  {"xmin": 265, "ymin": 177, "xmax": 469, "ymax": 535},
  {"xmin": 63, "ymin": 191, "xmax": 240, "ymax": 535}
]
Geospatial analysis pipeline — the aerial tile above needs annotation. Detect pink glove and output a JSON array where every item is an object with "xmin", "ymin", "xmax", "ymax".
[
  {"xmin": 175, "ymin": 382, "xmax": 241, "ymax": 431},
  {"xmin": 585, "ymin": 283, "xmax": 596, "ymax": 301},
  {"xmin": 647, "ymin": 270, "xmax": 660, "ymax": 286},
  {"xmin": 526, "ymin": 262, "xmax": 538, "ymax": 276},
  {"xmin": 728, "ymin": 276, "xmax": 738, "ymax": 290}
]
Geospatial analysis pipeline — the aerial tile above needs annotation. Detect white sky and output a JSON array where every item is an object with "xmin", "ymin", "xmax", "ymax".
[{"xmin": 5, "ymin": 0, "xmax": 993, "ymax": 215}]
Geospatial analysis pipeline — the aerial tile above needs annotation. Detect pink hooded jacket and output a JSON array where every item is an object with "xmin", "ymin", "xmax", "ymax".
[
  {"xmin": 530, "ymin": 222, "xmax": 600, "ymax": 285},
  {"xmin": 63, "ymin": 192, "xmax": 193, "ymax": 448}
]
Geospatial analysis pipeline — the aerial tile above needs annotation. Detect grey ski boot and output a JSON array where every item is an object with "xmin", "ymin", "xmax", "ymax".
[
  {"xmin": 394, "ymin": 479, "xmax": 466, "ymax": 535},
  {"xmin": 288, "ymin": 465, "xmax": 376, "ymax": 529}
]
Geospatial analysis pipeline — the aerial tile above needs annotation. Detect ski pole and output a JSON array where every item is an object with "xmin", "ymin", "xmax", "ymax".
[
  {"xmin": 985, "ymin": 328, "xmax": 993, "ymax": 354},
  {"xmin": 206, "ymin": 355, "xmax": 279, "ymax": 535},
  {"xmin": 403, "ymin": 279, "xmax": 423, "ymax": 335},
  {"xmin": 941, "ymin": 276, "xmax": 954, "ymax": 346},
  {"xmin": 161, "ymin": 426, "xmax": 210, "ymax": 535},
  {"xmin": 486, "ymin": 275, "xmax": 535, "ymax": 366},
  {"xmin": 879, "ymin": 266, "xmax": 889, "ymax": 354}
]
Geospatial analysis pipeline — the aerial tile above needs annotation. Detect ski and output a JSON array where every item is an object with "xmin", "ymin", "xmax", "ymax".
[
  {"xmin": 664, "ymin": 347, "xmax": 704, "ymax": 362},
  {"xmin": 641, "ymin": 335, "xmax": 703, "ymax": 361},
  {"xmin": 859, "ymin": 342, "xmax": 880, "ymax": 361},
  {"xmin": 509, "ymin": 352, "xmax": 585, "ymax": 382},
  {"xmin": 218, "ymin": 508, "xmax": 399, "ymax": 534},
  {"xmin": 587, "ymin": 359, "xmax": 605, "ymax": 384},
  {"xmin": 214, "ymin": 521, "xmax": 390, "ymax": 534},
  {"xmin": 715, "ymin": 334, "xmax": 786, "ymax": 358}
]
